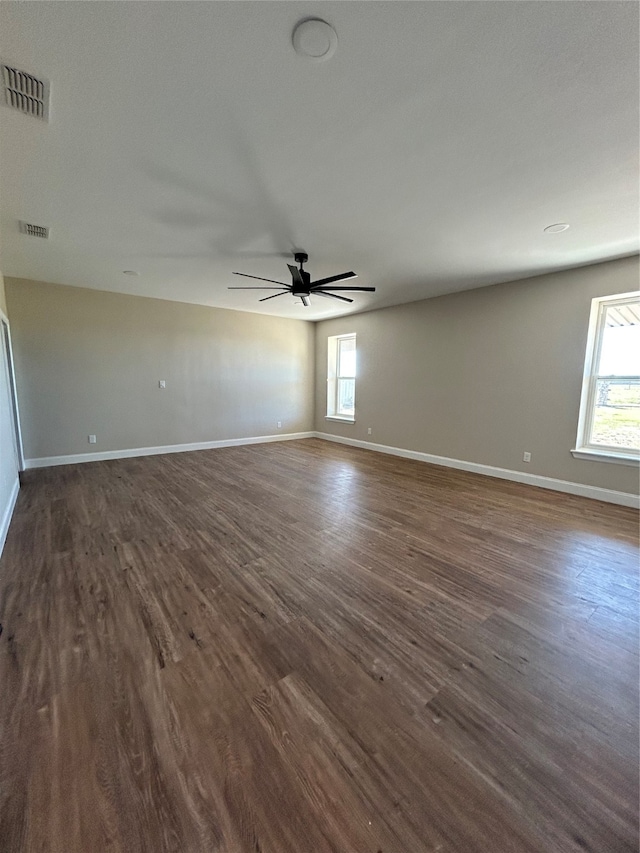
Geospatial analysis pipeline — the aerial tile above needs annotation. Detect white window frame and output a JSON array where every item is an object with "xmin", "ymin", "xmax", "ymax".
[
  {"xmin": 326, "ymin": 333, "xmax": 356, "ymax": 423},
  {"xmin": 572, "ymin": 291, "xmax": 640, "ymax": 465}
]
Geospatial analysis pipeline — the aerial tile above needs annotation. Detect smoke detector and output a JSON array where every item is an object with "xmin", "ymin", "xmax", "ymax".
[
  {"xmin": 1, "ymin": 61, "xmax": 50, "ymax": 120},
  {"xmin": 292, "ymin": 19, "xmax": 338, "ymax": 62}
]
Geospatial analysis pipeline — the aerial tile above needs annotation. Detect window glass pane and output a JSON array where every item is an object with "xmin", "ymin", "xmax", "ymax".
[
  {"xmin": 598, "ymin": 311, "xmax": 640, "ymax": 376},
  {"xmin": 338, "ymin": 337, "xmax": 356, "ymax": 378},
  {"xmin": 337, "ymin": 378, "xmax": 355, "ymax": 416},
  {"xmin": 590, "ymin": 378, "xmax": 640, "ymax": 450}
]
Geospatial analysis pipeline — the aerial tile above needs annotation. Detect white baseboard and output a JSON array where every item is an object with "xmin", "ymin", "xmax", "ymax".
[
  {"xmin": 22, "ymin": 430, "xmax": 640, "ymax": 509},
  {"xmin": 24, "ymin": 431, "xmax": 315, "ymax": 469},
  {"xmin": 0, "ymin": 476, "xmax": 20, "ymax": 558},
  {"xmin": 314, "ymin": 432, "xmax": 640, "ymax": 509}
]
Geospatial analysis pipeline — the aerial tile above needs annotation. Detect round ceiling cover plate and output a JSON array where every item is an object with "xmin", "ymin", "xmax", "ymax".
[
  {"xmin": 544, "ymin": 223, "xmax": 570, "ymax": 233},
  {"xmin": 292, "ymin": 19, "xmax": 338, "ymax": 62}
]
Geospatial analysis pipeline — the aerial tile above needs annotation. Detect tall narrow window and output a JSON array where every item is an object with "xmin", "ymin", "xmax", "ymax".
[
  {"xmin": 327, "ymin": 333, "xmax": 356, "ymax": 421},
  {"xmin": 573, "ymin": 292, "xmax": 640, "ymax": 462}
]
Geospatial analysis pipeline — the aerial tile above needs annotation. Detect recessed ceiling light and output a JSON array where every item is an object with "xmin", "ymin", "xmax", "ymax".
[
  {"xmin": 544, "ymin": 223, "xmax": 570, "ymax": 233},
  {"xmin": 292, "ymin": 19, "xmax": 338, "ymax": 62},
  {"xmin": 122, "ymin": 270, "xmax": 139, "ymax": 276}
]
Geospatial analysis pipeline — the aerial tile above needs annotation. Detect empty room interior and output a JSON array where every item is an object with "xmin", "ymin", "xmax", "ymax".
[{"xmin": 1, "ymin": 2, "xmax": 639, "ymax": 852}]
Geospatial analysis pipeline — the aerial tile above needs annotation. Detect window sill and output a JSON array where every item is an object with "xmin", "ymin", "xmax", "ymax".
[
  {"xmin": 571, "ymin": 448, "xmax": 640, "ymax": 466},
  {"xmin": 325, "ymin": 415, "xmax": 355, "ymax": 424}
]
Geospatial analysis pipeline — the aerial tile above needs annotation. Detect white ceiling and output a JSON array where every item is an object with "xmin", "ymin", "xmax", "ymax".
[{"xmin": 0, "ymin": 1, "xmax": 638, "ymax": 321}]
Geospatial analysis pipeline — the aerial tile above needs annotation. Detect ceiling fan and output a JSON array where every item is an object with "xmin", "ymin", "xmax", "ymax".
[{"xmin": 228, "ymin": 252, "xmax": 375, "ymax": 306}]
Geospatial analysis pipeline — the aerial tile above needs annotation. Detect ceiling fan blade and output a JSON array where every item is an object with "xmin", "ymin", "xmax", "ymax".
[
  {"xmin": 310, "ymin": 272, "xmax": 357, "ymax": 288},
  {"xmin": 259, "ymin": 291, "xmax": 290, "ymax": 302},
  {"xmin": 287, "ymin": 264, "xmax": 305, "ymax": 287},
  {"xmin": 232, "ymin": 272, "xmax": 289, "ymax": 286},
  {"xmin": 228, "ymin": 286, "xmax": 290, "ymax": 290},
  {"xmin": 316, "ymin": 286, "xmax": 376, "ymax": 292},
  {"xmin": 314, "ymin": 291, "xmax": 353, "ymax": 304}
]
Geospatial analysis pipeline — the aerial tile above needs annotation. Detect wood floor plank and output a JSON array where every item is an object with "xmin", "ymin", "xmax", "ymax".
[{"xmin": 0, "ymin": 438, "xmax": 637, "ymax": 852}]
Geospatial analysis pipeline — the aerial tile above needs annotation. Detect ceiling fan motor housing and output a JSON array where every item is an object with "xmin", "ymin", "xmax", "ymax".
[
  {"xmin": 292, "ymin": 253, "xmax": 311, "ymax": 292},
  {"xmin": 293, "ymin": 272, "xmax": 312, "ymax": 292}
]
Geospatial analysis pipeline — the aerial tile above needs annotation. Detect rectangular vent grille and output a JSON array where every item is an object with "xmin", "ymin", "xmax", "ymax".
[
  {"xmin": 19, "ymin": 221, "xmax": 49, "ymax": 239},
  {"xmin": 2, "ymin": 62, "xmax": 50, "ymax": 120}
]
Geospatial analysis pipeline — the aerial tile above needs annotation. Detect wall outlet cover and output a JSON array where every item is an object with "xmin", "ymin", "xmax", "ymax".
[{"xmin": 88, "ymin": 434, "xmax": 97, "ymax": 444}]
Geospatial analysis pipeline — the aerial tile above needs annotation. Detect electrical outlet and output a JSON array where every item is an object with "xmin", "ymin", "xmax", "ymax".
[
  {"xmin": 277, "ymin": 421, "xmax": 282, "ymax": 429},
  {"xmin": 367, "ymin": 427, "xmax": 372, "ymax": 435},
  {"xmin": 158, "ymin": 380, "xmax": 166, "ymax": 389},
  {"xmin": 523, "ymin": 451, "xmax": 531, "ymax": 463},
  {"xmin": 88, "ymin": 434, "xmax": 97, "ymax": 444}
]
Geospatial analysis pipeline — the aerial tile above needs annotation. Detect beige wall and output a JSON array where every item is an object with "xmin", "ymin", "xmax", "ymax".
[
  {"xmin": 6, "ymin": 259, "xmax": 639, "ymax": 496},
  {"xmin": 6, "ymin": 279, "xmax": 314, "ymax": 460},
  {"xmin": 315, "ymin": 256, "xmax": 640, "ymax": 496}
]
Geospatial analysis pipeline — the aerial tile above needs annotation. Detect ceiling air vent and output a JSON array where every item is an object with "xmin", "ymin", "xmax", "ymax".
[
  {"xmin": 19, "ymin": 221, "xmax": 49, "ymax": 239},
  {"xmin": 1, "ymin": 62, "xmax": 50, "ymax": 120}
]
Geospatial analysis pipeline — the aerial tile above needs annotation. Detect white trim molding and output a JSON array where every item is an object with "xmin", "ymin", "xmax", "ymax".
[
  {"xmin": 0, "ymin": 311, "xmax": 25, "ymax": 471},
  {"xmin": 0, "ymin": 476, "xmax": 20, "ymax": 558},
  {"xmin": 22, "ymin": 430, "xmax": 640, "ymax": 509},
  {"xmin": 571, "ymin": 448, "xmax": 639, "ymax": 466},
  {"xmin": 25, "ymin": 431, "xmax": 315, "ymax": 469},
  {"xmin": 315, "ymin": 432, "xmax": 640, "ymax": 509}
]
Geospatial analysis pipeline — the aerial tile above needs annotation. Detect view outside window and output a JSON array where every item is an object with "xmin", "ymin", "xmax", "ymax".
[
  {"xmin": 589, "ymin": 301, "xmax": 640, "ymax": 451},
  {"xmin": 337, "ymin": 336, "xmax": 356, "ymax": 417}
]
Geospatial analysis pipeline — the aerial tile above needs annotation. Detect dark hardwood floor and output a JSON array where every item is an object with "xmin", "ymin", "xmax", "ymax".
[{"xmin": 0, "ymin": 438, "xmax": 638, "ymax": 852}]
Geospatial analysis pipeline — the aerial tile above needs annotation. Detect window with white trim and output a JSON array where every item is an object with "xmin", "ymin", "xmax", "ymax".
[
  {"xmin": 327, "ymin": 333, "xmax": 356, "ymax": 421},
  {"xmin": 573, "ymin": 292, "xmax": 640, "ymax": 462}
]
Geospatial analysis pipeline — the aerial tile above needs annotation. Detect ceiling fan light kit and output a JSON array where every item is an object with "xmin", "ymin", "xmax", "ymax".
[{"xmin": 229, "ymin": 253, "xmax": 375, "ymax": 307}]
